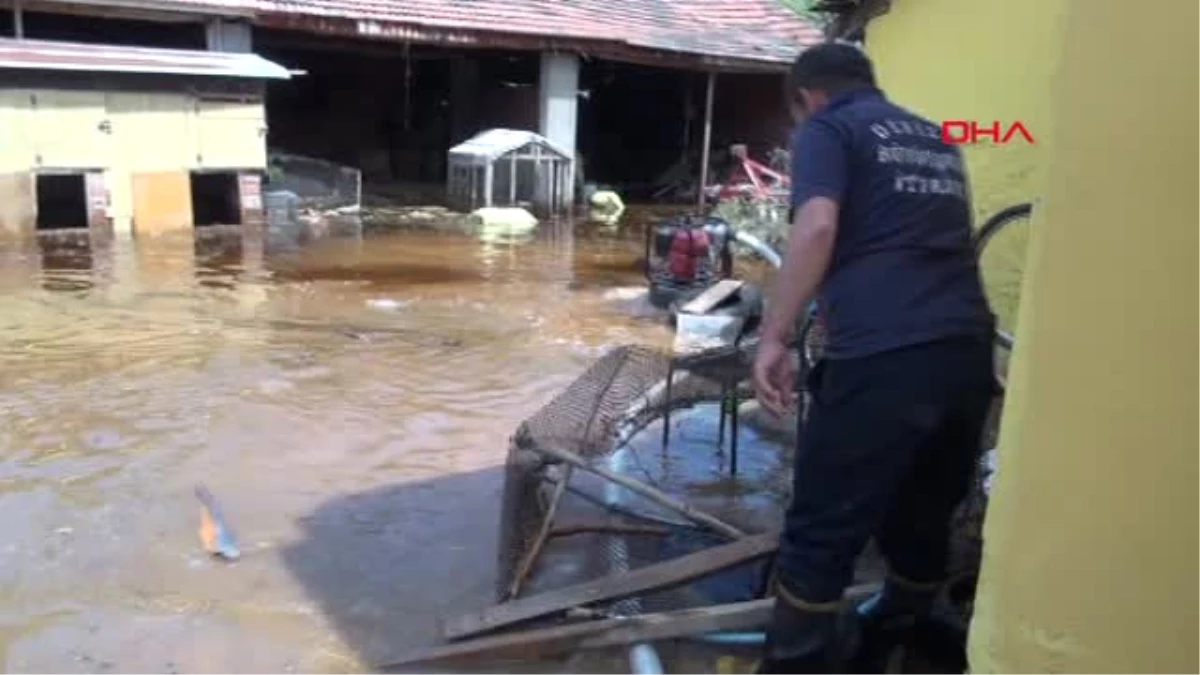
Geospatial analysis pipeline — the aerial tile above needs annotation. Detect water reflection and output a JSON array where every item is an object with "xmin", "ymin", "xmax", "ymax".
[
  {"xmin": 191, "ymin": 225, "xmax": 255, "ymax": 292},
  {"xmin": 34, "ymin": 228, "xmax": 116, "ymax": 294},
  {"xmin": 0, "ymin": 220, "xmax": 679, "ymax": 672}
]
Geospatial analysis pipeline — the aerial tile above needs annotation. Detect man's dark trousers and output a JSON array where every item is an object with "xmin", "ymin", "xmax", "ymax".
[{"xmin": 763, "ymin": 336, "xmax": 995, "ymax": 672}]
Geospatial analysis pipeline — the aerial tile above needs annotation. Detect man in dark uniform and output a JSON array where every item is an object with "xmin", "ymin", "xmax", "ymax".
[{"xmin": 752, "ymin": 42, "xmax": 997, "ymax": 673}]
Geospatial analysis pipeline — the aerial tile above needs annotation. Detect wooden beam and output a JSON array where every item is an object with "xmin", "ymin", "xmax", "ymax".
[
  {"xmin": 391, "ymin": 600, "xmax": 773, "ymax": 670},
  {"xmin": 506, "ymin": 465, "xmax": 573, "ymax": 600},
  {"xmin": 441, "ymin": 531, "xmax": 778, "ymax": 641},
  {"xmin": 546, "ymin": 522, "xmax": 670, "ymax": 539},
  {"xmin": 680, "ymin": 279, "xmax": 745, "ymax": 315},
  {"xmin": 394, "ymin": 584, "xmax": 880, "ymax": 671}
]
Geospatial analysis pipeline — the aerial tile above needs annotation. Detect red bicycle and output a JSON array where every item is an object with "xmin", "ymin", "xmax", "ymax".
[{"xmin": 704, "ymin": 144, "xmax": 791, "ymax": 204}]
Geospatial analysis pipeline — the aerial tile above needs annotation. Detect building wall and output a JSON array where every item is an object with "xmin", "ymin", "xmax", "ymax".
[
  {"xmin": 867, "ymin": 0, "xmax": 1198, "ymax": 672},
  {"xmin": 0, "ymin": 172, "xmax": 37, "ymax": 238},
  {"xmin": 106, "ymin": 90, "xmax": 195, "ymax": 234},
  {"xmin": 0, "ymin": 83, "xmax": 267, "ymax": 237},
  {"xmin": 0, "ymin": 90, "xmax": 38, "ymax": 174}
]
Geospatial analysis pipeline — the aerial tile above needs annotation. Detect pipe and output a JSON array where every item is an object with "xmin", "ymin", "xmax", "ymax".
[
  {"xmin": 732, "ymin": 230, "xmax": 782, "ymax": 269},
  {"xmin": 629, "ymin": 642, "xmax": 665, "ymax": 675},
  {"xmin": 692, "ymin": 630, "xmax": 767, "ymax": 646}
]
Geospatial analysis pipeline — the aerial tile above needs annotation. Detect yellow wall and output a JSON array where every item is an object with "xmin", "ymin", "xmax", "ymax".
[
  {"xmin": 107, "ymin": 92, "xmax": 198, "ymax": 231},
  {"xmin": 0, "ymin": 90, "xmax": 37, "ymax": 173},
  {"xmin": 866, "ymin": 0, "xmax": 1067, "ymax": 221},
  {"xmin": 195, "ymin": 99, "xmax": 268, "ymax": 170},
  {"xmin": 869, "ymin": 0, "xmax": 1198, "ymax": 672},
  {"xmin": 867, "ymin": 0, "xmax": 1067, "ymax": 336}
]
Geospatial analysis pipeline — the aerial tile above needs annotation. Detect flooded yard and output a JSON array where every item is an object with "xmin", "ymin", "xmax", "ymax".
[{"xmin": 0, "ymin": 221, "xmax": 689, "ymax": 672}]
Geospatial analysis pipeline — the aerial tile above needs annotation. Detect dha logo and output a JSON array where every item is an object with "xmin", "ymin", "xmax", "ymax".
[{"xmin": 941, "ymin": 120, "xmax": 1036, "ymax": 145}]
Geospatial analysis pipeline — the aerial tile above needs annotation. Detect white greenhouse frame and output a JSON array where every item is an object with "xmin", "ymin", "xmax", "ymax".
[{"xmin": 447, "ymin": 128, "xmax": 574, "ymax": 213}]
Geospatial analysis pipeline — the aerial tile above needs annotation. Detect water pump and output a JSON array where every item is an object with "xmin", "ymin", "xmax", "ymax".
[{"xmin": 644, "ymin": 214, "xmax": 734, "ymax": 310}]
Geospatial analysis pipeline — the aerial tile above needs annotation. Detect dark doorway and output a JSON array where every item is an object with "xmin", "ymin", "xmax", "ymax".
[
  {"xmin": 190, "ymin": 172, "xmax": 241, "ymax": 226},
  {"xmin": 0, "ymin": 10, "xmax": 204, "ymax": 49},
  {"xmin": 256, "ymin": 28, "xmax": 536, "ymax": 205},
  {"xmin": 577, "ymin": 61, "xmax": 693, "ymax": 199},
  {"xmin": 35, "ymin": 173, "xmax": 89, "ymax": 230}
]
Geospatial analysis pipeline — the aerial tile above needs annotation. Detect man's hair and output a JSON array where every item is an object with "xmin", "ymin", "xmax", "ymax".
[{"xmin": 788, "ymin": 41, "xmax": 877, "ymax": 94}]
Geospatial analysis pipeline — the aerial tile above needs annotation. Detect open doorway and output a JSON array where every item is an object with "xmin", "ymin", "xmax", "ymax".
[
  {"xmin": 35, "ymin": 173, "xmax": 89, "ymax": 230},
  {"xmin": 577, "ymin": 61, "xmax": 690, "ymax": 199},
  {"xmin": 190, "ymin": 171, "xmax": 241, "ymax": 226}
]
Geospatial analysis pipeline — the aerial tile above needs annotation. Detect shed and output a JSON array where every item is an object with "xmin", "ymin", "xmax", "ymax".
[
  {"xmin": 0, "ymin": 38, "xmax": 290, "ymax": 237},
  {"xmin": 447, "ymin": 129, "xmax": 573, "ymax": 214}
]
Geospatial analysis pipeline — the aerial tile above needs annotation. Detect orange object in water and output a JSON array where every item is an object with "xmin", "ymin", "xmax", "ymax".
[{"xmin": 195, "ymin": 484, "xmax": 240, "ymax": 560}]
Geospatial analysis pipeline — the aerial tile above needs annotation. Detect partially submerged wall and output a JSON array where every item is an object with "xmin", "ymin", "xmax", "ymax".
[{"xmin": 0, "ymin": 75, "xmax": 269, "ymax": 236}]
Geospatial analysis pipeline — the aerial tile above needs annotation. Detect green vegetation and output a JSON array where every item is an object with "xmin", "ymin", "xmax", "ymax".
[
  {"xmin": 712, "ymin": 197, "xmax": 789, "ymax": 251},
  {"xmin": 777, "ymin": 0, "xmax": 820, "ymax": 17},
  {"xmin": 776, "ymin": 0, "xmax": 832, "ymax": 26}
]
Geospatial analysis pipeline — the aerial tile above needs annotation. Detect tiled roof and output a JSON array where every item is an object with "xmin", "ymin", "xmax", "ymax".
[{"xmin": 106, "ymin": 0, "xmax": 825, "ymax": 69}]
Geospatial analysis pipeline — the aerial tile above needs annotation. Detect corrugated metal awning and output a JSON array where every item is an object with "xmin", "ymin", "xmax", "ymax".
[{"xmin": 0, "ymin": 38, "xmax": 292, "ymax": 79}]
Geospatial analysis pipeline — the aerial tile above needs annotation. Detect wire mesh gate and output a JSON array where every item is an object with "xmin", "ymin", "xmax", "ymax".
[{"xmin": 496, "ymin": 339, "xmax": 995, "ymax": 615}]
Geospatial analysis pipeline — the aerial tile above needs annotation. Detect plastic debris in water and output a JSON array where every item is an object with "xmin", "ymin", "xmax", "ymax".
[
  {"xmin": 366, "ymin": 298, "xmax": 406, "ymax": 311},
  {"xmin": 629, "ymin": 644, "xmax": 664, "ymax": 675},
  {"xmin": 195, "ymin": 484, "xmax": 240, "ymax": 560}
]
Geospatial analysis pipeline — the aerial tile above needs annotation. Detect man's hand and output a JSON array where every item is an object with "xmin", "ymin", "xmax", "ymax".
[
  {"xmin": 753, "ymin": 336, "xmax": 796, "ymax": 419},
  {"xmin": 753, "ymin": 196, "xmax": 838, "ymax": 420}
]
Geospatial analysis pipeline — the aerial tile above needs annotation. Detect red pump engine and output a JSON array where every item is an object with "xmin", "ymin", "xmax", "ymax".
[{"xmin": 666, "ymin": 227, "xmax": 711, "ymax": 282}]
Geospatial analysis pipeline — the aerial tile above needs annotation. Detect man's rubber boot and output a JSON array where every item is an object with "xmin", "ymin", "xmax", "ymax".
[
  {"xmin": 851, "ymin": 575, "xmax": 941, "ymax": 673},
  {"xmin": 756, "ymin": 583, "xmax": 852, "ymax": 674}
]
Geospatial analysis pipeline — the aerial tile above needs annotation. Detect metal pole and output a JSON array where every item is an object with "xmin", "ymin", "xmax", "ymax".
[
  {"xmin": 14, "ymin": 0, "xmax": 25, "ymax": 39},
  {"xmin": 696, "ymin": 71, "xmax": 716, "ymax": 211},
  {"xmin": 509, "ymin": 154, "xmax": 517, "ymax": 205}
]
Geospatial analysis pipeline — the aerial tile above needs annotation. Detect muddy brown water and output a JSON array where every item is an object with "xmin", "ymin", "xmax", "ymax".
[{"xmin": 0, "ymin": 218, "xmax": 794, "ymax": 673}]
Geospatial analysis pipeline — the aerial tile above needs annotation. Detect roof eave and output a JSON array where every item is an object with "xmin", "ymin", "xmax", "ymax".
[
  {"xmin": 0, "ymin": 38, "xmax": 292, "ymax": 79},
  {"xmin": 0, "ymin": 60, "xmax": 292, "ymax": 79},
  {"xmin": 29, "ymin": 0, "xmax": 256, "ymax": 20},
  {"xmin": 258, "ymin": 13, "xmax": 802, "ymax": 73}
]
